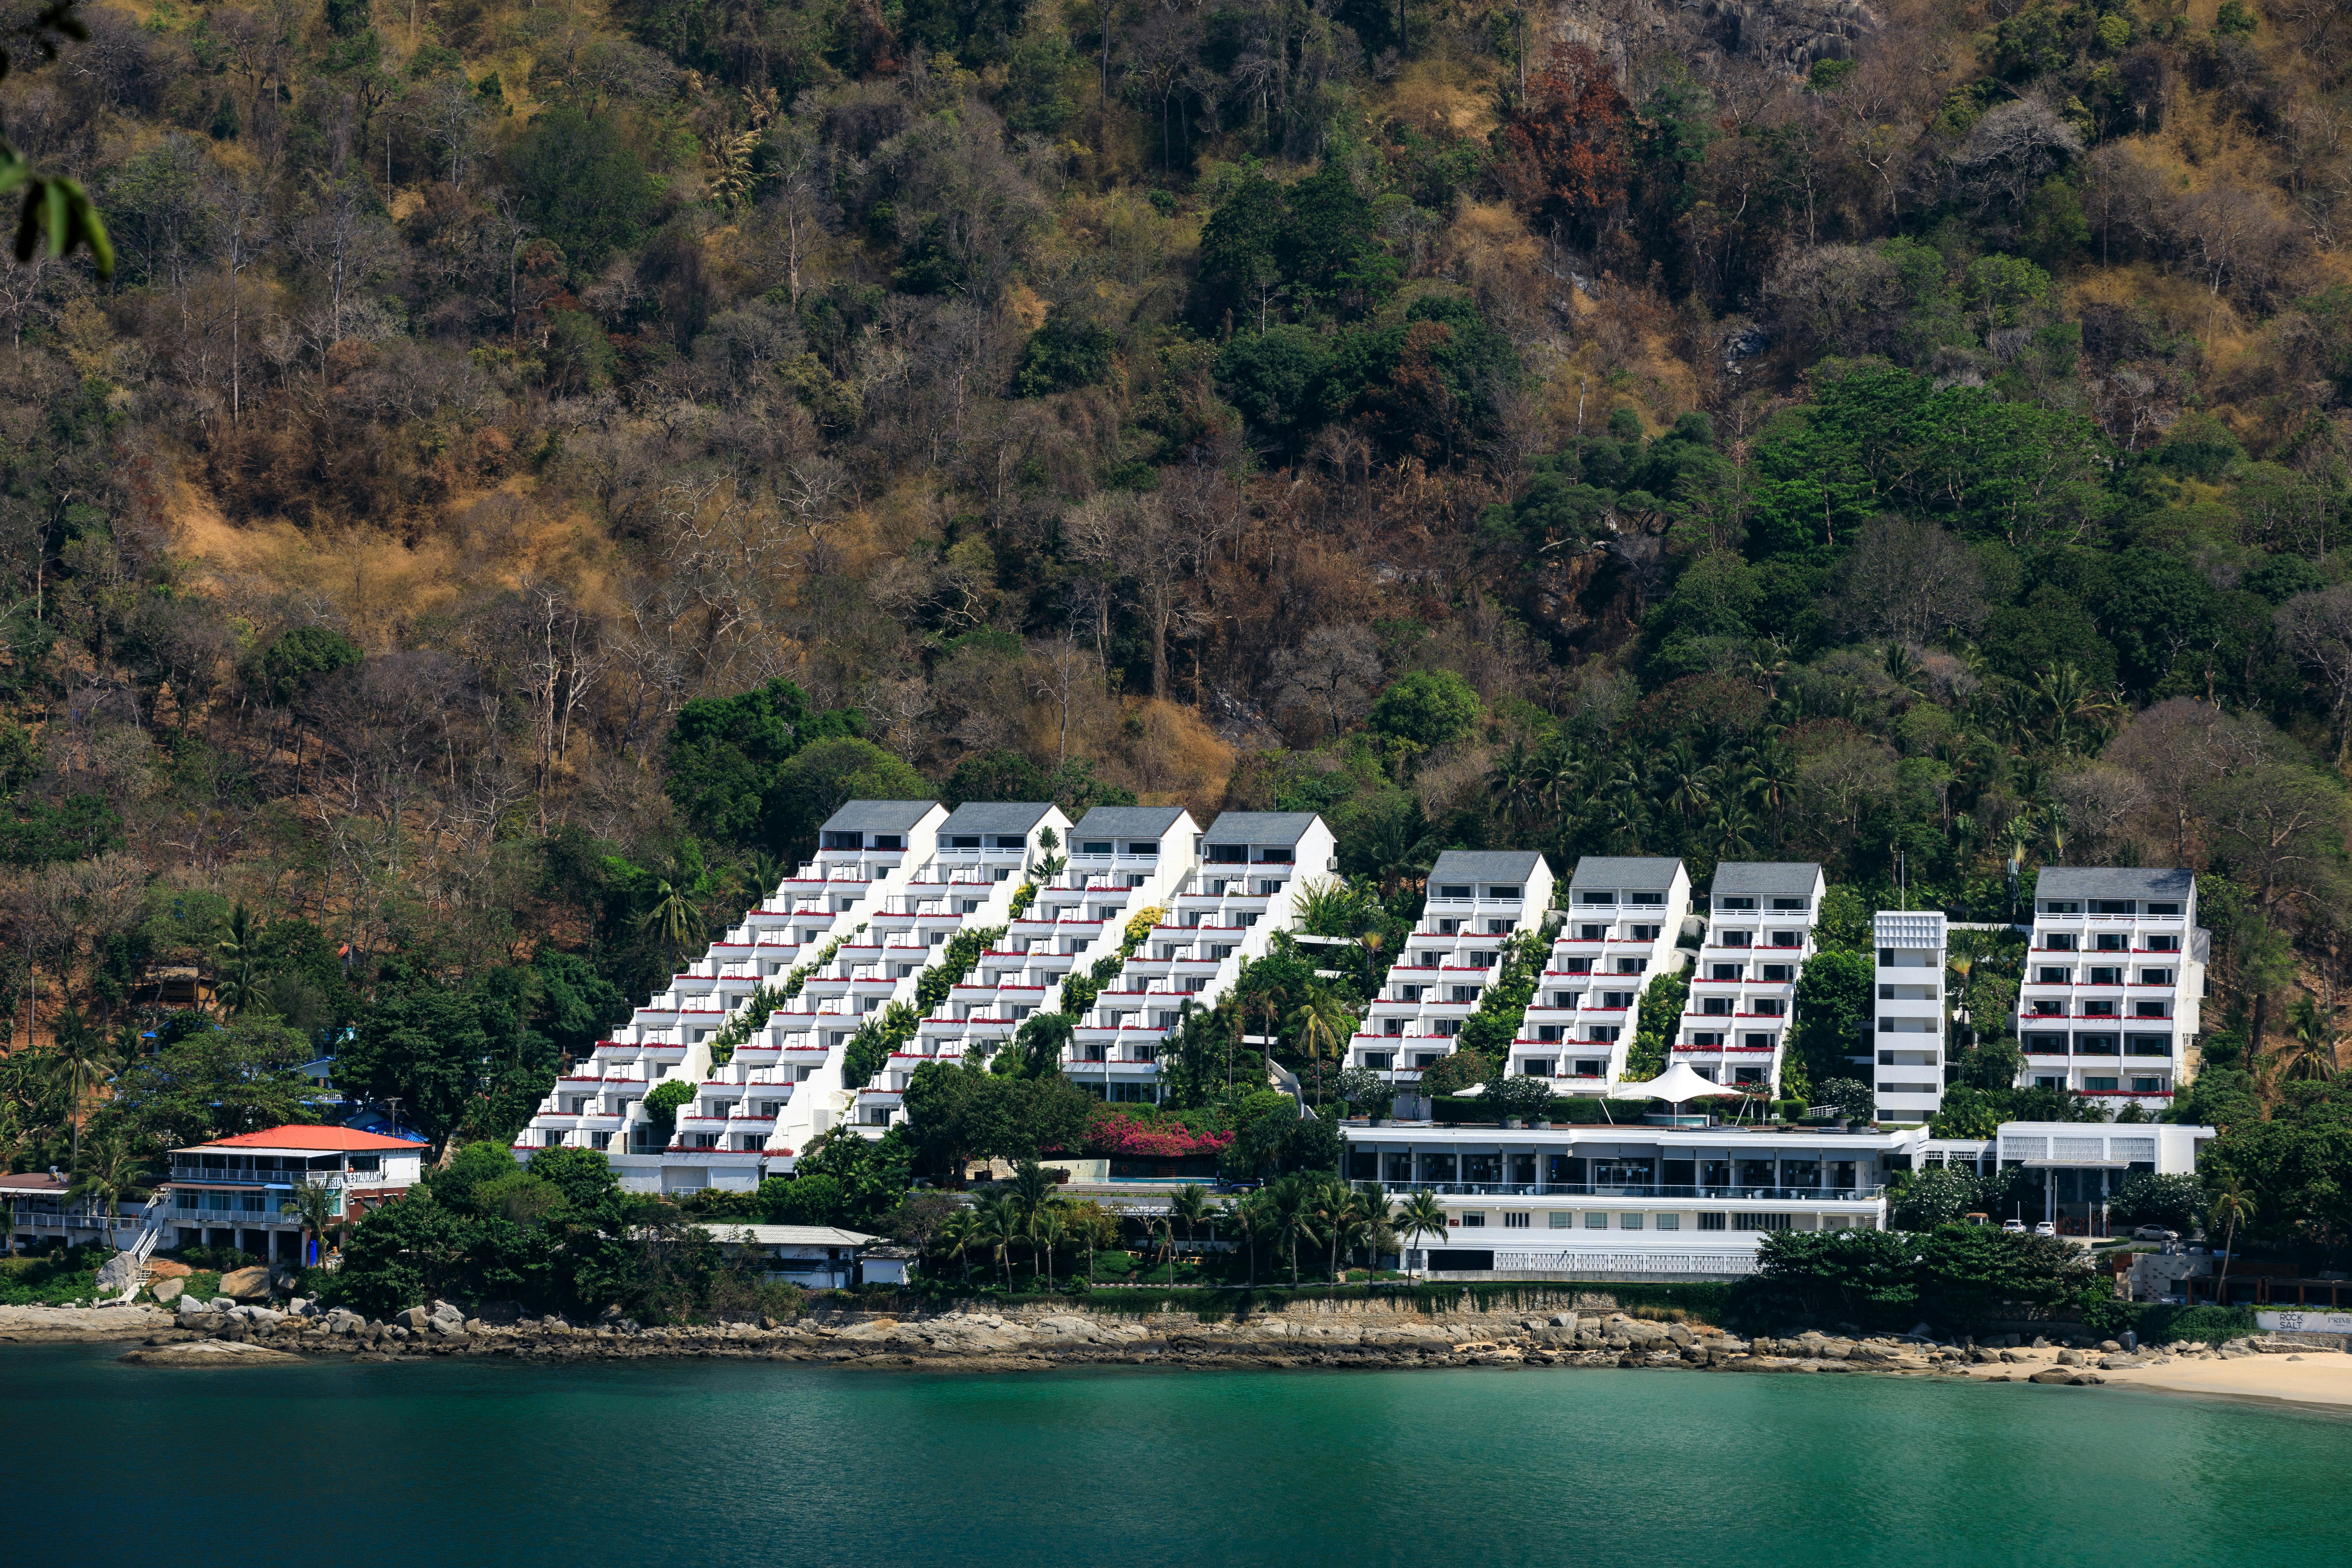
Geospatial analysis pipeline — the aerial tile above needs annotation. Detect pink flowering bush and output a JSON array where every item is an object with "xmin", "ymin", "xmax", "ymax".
[{"xmin": 1082, "ymin": 1109, "xmax": 1235, "ymax": 1159}]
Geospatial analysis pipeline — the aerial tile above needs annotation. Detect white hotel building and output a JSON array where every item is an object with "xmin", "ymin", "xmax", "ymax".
[
  {"xmin": 2015, "ymin": 868, "xmax": 2208, "ymax": 1111},
  {"xmin": 1344, "ymin": 1115, "xmax": 2214, "ymax": 1276},
  {"xmin": 522, "ymin": 802, "xmax": 1341, "ymax": 1188},
  {"xmin": 1350, "ymin": 850, "xmax": 1556, "ymax": 1083},
  {"xmin": 1873, "ymin": 910, "xmax": 1949, "ymax": 1125},
  {"xmin": 1516, "ymin": 857, "xmax": 1693, "ymax": 1089},
  {"xmin": 1675, "ymin": 862, "xmax": 1824, "ymax": 1093}
]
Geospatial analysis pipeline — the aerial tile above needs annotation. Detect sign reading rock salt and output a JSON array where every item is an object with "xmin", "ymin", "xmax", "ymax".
[{"xmin": 2257, "ymin": 1311, "xmax": 2352, "ymax": 1335}]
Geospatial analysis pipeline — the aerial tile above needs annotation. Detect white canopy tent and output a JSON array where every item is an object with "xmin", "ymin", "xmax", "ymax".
[{"xmin": 1608, "ymin": 1063, "xmax": 1744, "ymax": 1104}]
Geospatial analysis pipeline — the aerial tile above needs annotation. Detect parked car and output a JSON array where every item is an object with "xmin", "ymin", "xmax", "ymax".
[
  {"xmin": 2033, "ymin": 1221, "xmax": 2057, "ymax": 1237},
  {"xmin": 2133, "ymin": 1225, "xmax": 2179, "ymax": 1242},
  {"xmin": 2001, "ymin": 1219, "xmax": 2026, "ymax": 1233}
]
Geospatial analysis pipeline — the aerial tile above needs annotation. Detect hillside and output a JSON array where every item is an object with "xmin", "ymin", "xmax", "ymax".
[{"xmin": 0, "ymin": 0, "xmax": 2348, "ymax": 1186}]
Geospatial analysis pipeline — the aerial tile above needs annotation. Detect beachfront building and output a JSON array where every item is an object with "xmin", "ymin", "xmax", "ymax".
[
  {"xmin": 1674, "ymin": 862, "xmax": 1825, "ymax": 1094},
  {"xmin": 2014, "ymin": 868, "xmax": 2208, "ymax": 1112},
  {"xmin": 1517, "ymin": 857, "xmax": 1692, "ymax": 1090},
  {"xmin": 1343, "ymin": 1114, "xmax": 2219, "ymax": 1274},
  {"xmin": 705, "ymin": 1223, "xmax": 889, "ymax": 1289},
  {"xmin": 1873, "ymin": 910, "xmax": 1950, "ymax": 1125},
  {"xmin": 3, "ymin": 1172, "xmax": 160, "ymax": 1254},
  {"xmin": 162, "ymin": 1126, "xmax": 425, "ymax": 1260},
  {"xmin": 1350, "ymin": 850, "xmax": 1556, "ymax": 1085},
  {"xmin": 1066, "ymin": 810, "xmax": 1336, "ymax": 1102}
]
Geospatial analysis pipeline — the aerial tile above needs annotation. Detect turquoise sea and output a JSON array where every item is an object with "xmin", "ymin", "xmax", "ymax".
[{"xmin": 6, "ymin": 1345, "xmax": 2345, "ymax": 1567}]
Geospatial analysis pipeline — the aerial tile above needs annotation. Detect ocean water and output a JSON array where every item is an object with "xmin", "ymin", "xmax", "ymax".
[{"xmin": 6, "ymin": 1345, "xmax": 2344, "ymax": 1567}]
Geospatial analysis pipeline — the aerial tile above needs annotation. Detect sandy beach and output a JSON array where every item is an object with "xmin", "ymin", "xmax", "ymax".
[{"xmin": 1955, "ymin": 1348, "xmax": 2352, "ymax": 1411}]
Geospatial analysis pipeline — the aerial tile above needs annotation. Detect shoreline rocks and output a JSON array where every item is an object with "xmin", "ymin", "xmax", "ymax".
[{"xmin": 16, "ymin": 1297, "xmax": 2315, "ymax": 1385}]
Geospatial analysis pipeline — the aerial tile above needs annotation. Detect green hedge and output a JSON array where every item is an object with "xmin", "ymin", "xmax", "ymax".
[{"xmin": 1431, "ymin": 1095, "xmax": 1621, "ymax": 1124}]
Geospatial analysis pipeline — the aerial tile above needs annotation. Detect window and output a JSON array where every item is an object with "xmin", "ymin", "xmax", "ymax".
[
  {"xmin": 1743, "ymin": 1033, "xmax": 1772, "ymax": 1049},
  {"xmin": 1549, "ymin": 1211, "xmax": 1571, "ymax": 1228},
  {"xmin": 2134, "ymin": 1000, "xmax": 2169, "ymax": 1018},
  {"xmin": 1689, "ymin": 1032, "xmax": 1723, "ymax": 1048},
  {"xmin": 1619, "ymin": 1212, "xmax": 1643, "ymax": 1229},
  {"xmin": 2036, "ymin": 966, "xmax": 2070, "ymax": 984},
  {"xmin": 2085, "ymin": 1076, "xmax": 2119, "ymax": 1092},
  {"xmin": 2094, "ymin": 934, "xmax": 2126, "ymax": 951},
  {"xmin": 2044, "ymin": 902, "xmax": 2080, "ymax": 915},
  {"xmin": 1630, "ymin": 925, "xmax": 1661, "ymax": 942},
  {"xmin": 2046, "ymin": 934, "xmax": 2078, "ymax": 952},
  {"xmin": 2089, "ymin": 899, "xmax": 2134, "ymax": 915},
  {"xmin": 1734, "ymin": 1213, "xmax": 1793, "ymax": 1231},
  {"xmin": 1656, "ymin": 1213, "xmax": 1681, "ymax": 1231},
  {"xmin": 1488, "ymin": 886, "xmax": 1520, "ymax": 900},
  {"xmin": 1762, "ymin": 964, "xmax": 1793, "ymax": 982},
  {"xmin": 1770, "ymin": 931, "xmax": 1802, "ymax": 948},
  {"xmin": 1698, "ymin": 1212, "xmax": 1727, "ymax": 1231},
  {"xmin": 2146, "ymin": 934, "xmax": 2180, "ymax": 953},
  {"xmin": 1753, "ymin": 999, "xmax": 1786, "ymax": 1017},
  {"xmin": 1578, "ymin": 892, "xmax": 1616, "ymax": 906},
  {"xmin": 1703, "ymin": 997, "xmax": 1732, "ymax": 1016},
  {"xmin": 2132, "ymin": 1076, "xmax": 2166, "ymax": 1093},
  {"xmin": 948, "ymin": 835, "xmax": 980, "ymax": 849},
  {"xmin": 1363, "ymin": 1052, "xmax": 1393, "ymax": 1072},
  {"xmin": 2141, "ymin": 968, "xmax": 2174, "ymax": 986},
  {"xmin": 2126, "ymin": 1034, "xmax": 2169, "ymax": 1057},
  {"xmin": 2147, "ymin": 902, "xmax": 2181, "ymax": 916},
  {"xmin": 1503, "ymin": 1212, "xmax": 1531, "ymax": 1229},
  {"xmin": 1628, "ymin": 892, "xmax": 1664, "ymax": 907},
  {"xmin": 1771, "ymin": 897, "xmax": 1807, "ymax": 911},
  {"xmin": 1461, "ymin": 1213, "xmax": 1485, "ymax": 1228},
  {"xmin": 1127, "ymin": 843, "xmax": 1158, "ymax": 857},
  {"xmin": 1584, "ymin": 1213, "xmax": 1607, "ymax": 1229},
  {"xmin": 1718, "ymin": 896, "xmax": 1756, "ymax": 911},
  {"xmin": 1438, "ymin": 884, "xmax": 1472, "ymax": 900},
  {"xmin": 1710, "ymin": 964, "xmax": 1742, "ymax": 981},
  {"xmin": 1081, "ymin": 841, "xmax": 1112, "ymax": 855}
]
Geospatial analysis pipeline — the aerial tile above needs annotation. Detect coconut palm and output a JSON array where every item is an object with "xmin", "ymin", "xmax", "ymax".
[
  {"xmin": 1289, "ymin": 984, "xmax": 1357, "ymax": 1108},
  {"xmin": 637, "ymin": 860, "xmax": 705, "ymax": 975},
  {"xmin": 213, "ymin": 902, "xmax": 261, "ymax": 1015},
  {"xmin": 1168, "ymin": 1184, "xmax": 1211, "ymax": 1263},
  {"xmin": 1347, "ymin": 1183, "xmax": 1396, "ymax": 1275},
  {"xmin": 66, "ymin": 1132, "xmax": 142, "ymax": 1233},
  {"xmin": 2277, "ymin": 996, "xmax": 2342, "ymax": 1082},
  {"xmin": 1308, "ymin": 1173, "xmax": 1352, "ymax": 1294},
  {"xmin": 974, "ymin": 1194, "xmax": 1022, "ymax": 1289},
  {"xmin": 50, "ymin": 1011, "xmax": 120, "ymax": 1170},
  {"xmin": 1268, "ymin": 1175, "xmax": 1320, "ymax": 1288},
  {"xmin": 280, "ymin": 1174, "xmax": 342, "ymax": 1268},
  {"xmin": 1396, "ymin": 1189, "xmax": 1448, "ymax": 1279},
  {"xmin": 2207, "ymin": 1178, "xmax": 2255, "ymax": 1303},
  {"xmin": 1029, "ymin": 1205, "xmax": 1068, "ymax": 1293},
  {"xmin": 935, "ymin": 1208, "xmax": 979, "ymax": 1285},
  {"xmin": 1222, "ymin": 1193, "xmax": 1263, "ymax": 1288}
]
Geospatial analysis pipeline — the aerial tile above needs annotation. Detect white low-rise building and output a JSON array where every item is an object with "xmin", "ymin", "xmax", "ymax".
[
  {"xmin": 164, "ymin": 1126, "xmax": 425, "ymax": 1261},
  {"xmin": 2015, "ymin": 868, "xmax": 2208, "ymax": 1111},
  {"xmin": 1518, "ymin": 856, "xmax": 1692, "ymax": 1090},
  {"xmin": 1873, "ymin": 910, "xmax": 1949, "ymax": 1124},
  {"xmin": 1344, "ymin": 1113, "xmax": 2217, "ymax": 1274},
  {"xmin": 1067, "ymin": 810, "xmax": 1335, "ymax": 1101},
  {"xmin": 1677, "ymin": 862, "xmax": 1824, "ymax": 1093},
  {"xmin": 1350, "ymin": 850, "xmax": 1555, "ymax": 1084}
]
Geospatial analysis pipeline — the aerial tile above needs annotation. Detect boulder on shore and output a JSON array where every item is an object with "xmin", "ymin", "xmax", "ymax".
[
  {"xmin": 120, "ymin": 1339, "xmax": 305, "ymax": 1368},
  {"xmin": 152, "ymin": 1278, "xmax": 185, "ymax": 1305},
  {"xmin": 217, "ymin": 1266, "xmax": 273, "ymax": 1301}
]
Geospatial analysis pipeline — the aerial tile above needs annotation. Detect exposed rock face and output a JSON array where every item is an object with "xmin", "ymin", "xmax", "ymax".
[
  {"xmin": 152, "ymin": 1278, "xmax": 185, "ymax": 1305},
  {"xmin": 1543, "ymin": 0, "xmax": 1882, "ymax": 86}
]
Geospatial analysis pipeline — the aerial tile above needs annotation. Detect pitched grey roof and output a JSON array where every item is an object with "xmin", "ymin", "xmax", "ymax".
[
  {"xmin": 940, "ymin": 802, "xmax": 1056, "ymax": 834},
  {"xmin": 1569, "ymin": 856, "xmax": 1685, "ymax": 891},
  {"xmin": 1428, "ymin": 849, "xmax": 1548, "ymax": 885},
  {"xmin": 819, "ymin": 799, "xmax": 943, "ymax": 834},
  {"xmin": 1072, "ymin": 805, "xmax": 1189, "ymax": 839},
  {"xmin": 2037, "ymin": 867, "xmax": 2195, "ymax": 902},
  {"xmin": 1203, "ymin": 811, "xmax": 1322, "ymax": 846},
  {"xmin": 1711, "ymin": 862, "xmax": 1824, "ymax": 897}
]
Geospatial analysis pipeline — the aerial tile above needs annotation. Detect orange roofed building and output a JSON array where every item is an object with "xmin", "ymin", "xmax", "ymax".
[{"xmin": 164, "ymin": 1125, "xmax": 426, "ymax": 1263}]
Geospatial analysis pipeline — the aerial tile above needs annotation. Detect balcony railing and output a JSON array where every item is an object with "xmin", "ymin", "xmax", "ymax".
[{"xmin": 1371, "ymin": 1182, "xmax": 1884, "ymax": 1201}]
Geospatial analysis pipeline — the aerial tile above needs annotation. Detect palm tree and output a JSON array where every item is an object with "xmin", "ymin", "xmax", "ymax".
[
  {"xmin": 51, "ymin": 1011, "xmax": 120, "ymax": 1170},
  {"xmin": 1169, "ymin": 1184, "xmax": 1211, "ymax": 1263},
  {"xmin": 1029, "ymin": 1205, "xmax": 1068, "ymax": 1293},
  {"xmin": 936, "ymin": 1208, "xmax": 979, "ymax": 1285},
  {"xmin": 975, "ymin": 1194, "xmax": 1022, "ymax": 1289},
  {"xmin": 2033, "ymin": 661, "xmax": 2121, "ymax": 754},
  {"xmin": 1350, "ymin": 1183, "xmax": 1397, "ymax": 1275},
  {"xmin": 1312, "ymin": 1174, "xmax": 1354, "ymax": 1294},
  {"xmin": 66, "ymin": 1132, "xmax": 142, "ymax": 1238},
  {"xmin": 1269, "ymin": 1175, "xmax": 1320, "ymax": 1287},
  {"xmin": 280, "ymin": 1174, "xmax": 341, "ymax": 1268},
  {"xmin": 2207, "ymin": 1178, "xmax": 2255, "ymax": 1304},
  {"xmin": 1740, "ymin": 736, "xmax": 1797, "ymax": 847},
  {"xmin": 1355, "ymin": 926, "xmax": 1389, "ymax": 993},
  {"xmin": 1396, "ymin": 1189, "xmax": 1448, "ymax": 1279},
  {"xmin": 1222, "ymin": 1193, "xmax": 1262, "ymax": 1287},
  {"xmin": 2278, "ymin": 996, "xmax": 2341, "ymax": 1081},
  {"xmin": 213, "ymin": 902, "xmax": 261, "ymax": 1015},
  {"xmin": 1289, "ymin": 984, "xmax": 1356, "ymax": 1108},
  {"xmin": 638, "ymin": 860, "xmax": 705, "ymax": 975},
  {"xmin": 1012, "ymin": 1158, "xmax": 1057, "ymax": 1219}
]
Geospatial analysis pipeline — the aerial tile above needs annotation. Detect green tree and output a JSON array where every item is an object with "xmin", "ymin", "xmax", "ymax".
[
  {"xmin": 1792, "ymin": 947, "xmax": 1873, "ymax": 1088},
  {"xmin": 508, "ymin": 106, "xmax": 657, "ymax": 276},
  {"xmin": 100, "ymin": 1016, "xmax": 317, "ymax": 1153},
  {"xmin": 1368, "ymin": 669, "xmax": 1481, "ymax": 749},
  {"xmin": 662, "ymin": 679, "xmax": 867, "ymax": 853},
  {"xmin": 339, "ymin": 985, "xmax": 557, "ymax": 1156}
]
